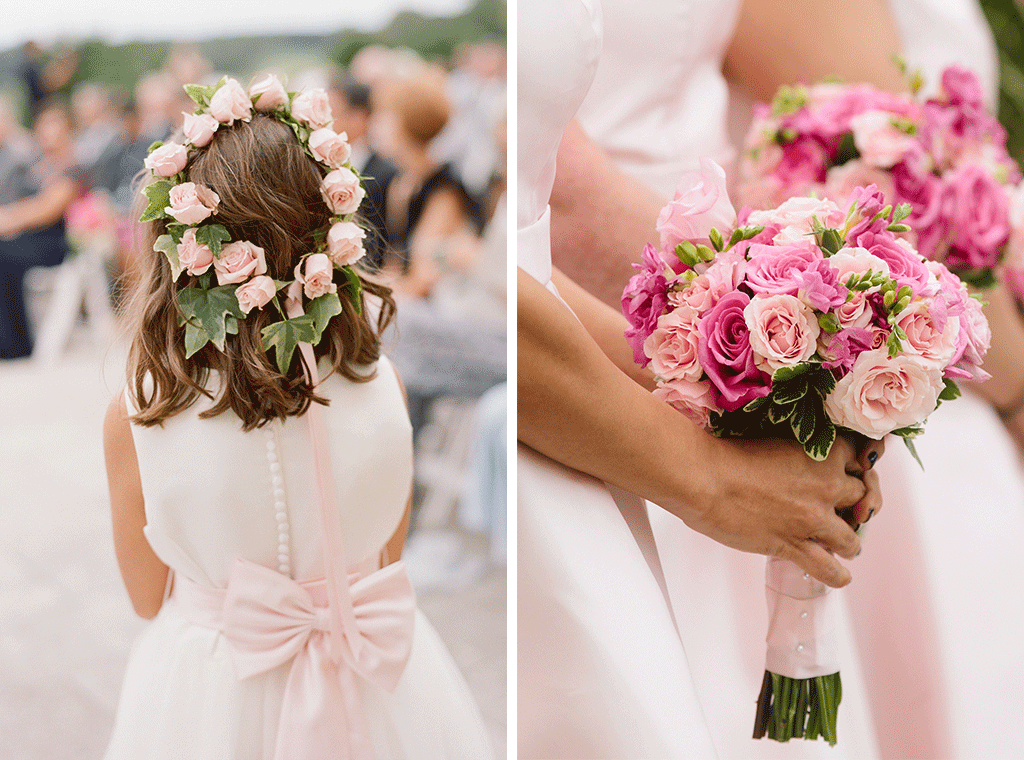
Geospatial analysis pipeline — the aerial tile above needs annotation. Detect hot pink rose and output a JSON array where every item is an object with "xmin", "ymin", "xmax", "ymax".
[
  {"xmin": 249, "ymin": 74, "xmax": 289, "ymax": 112},
  {"xmin": 295, "ymin": 253, "xmax": 338, "ymax": 299},
  {"xmin": 644, "ymin": 306, "xmax": 704, "ymax": 382},
  {"xmin": 654, "ymin": 378, "xmax": 720, "ymax": 429},
  {"xmin": 309, "ymin": 128, "xmax": 352, "ymax": 167},
  {"xmin": 235, "ymin": 275, "xmax": 277, "ymax": 313},
  {"xmin": 214, "ymin": 240, "xmax": 267, "ymax": 285},
  {"xmin": 944, "ymin": 164, "xmax": 1010, "ymax": 271},
  {"xmin": 166, "ymin": 182, "xmax": 220, "ymax": 225},
  {"xmin": 771, "ymin": 137, "xmax": 828, "ymax": 193},
  {"xmin": 746, "ymin": 196, "xmax": 844, "ymax": 245},
  {"xmin": 326, "ymin": 221, "xmax": 366, "ymax": 266},
  {"xmin": 657, "ymin": 158, "xmax": 736, "ymax": 254},
  {"xmin": 176, "ymin": 228, "xmax": 214, "ymax": 276},
  {"xmin": 849, "ymin": 110, "xmax": 916, "ymax": 168},
  {"xmin": 320, "ymin": 167, "xmax": 365, "ymax": 215},
  {"xmin": 892, "ymin": 299, "xmax": 960, "ymax": 369},
  {"xmin": 697, "ymin": 290, "xmax": 770, "ymax": 412},
  {"xmin": 743, "ymin": 293, "xmax": 821, "ymax": 373},
  {"xmin": 208, "ymin": 78, "xmax": 252, "ymax": 125},
  {"xmin": 745, "ymin": 239, "xmax": 846, "ymax": 312},
  {"xmin": 182, "ymin": 112, "xmax": 218, "ymax": 147},
  {"xmin": 144, "ymin": 142, "xmax": 187, "ymax": 177},
  {"xmin": 290, "ymin": 89, "xmax": 332, "ymax": 129}
]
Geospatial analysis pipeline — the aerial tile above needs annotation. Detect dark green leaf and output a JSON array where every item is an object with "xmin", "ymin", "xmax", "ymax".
[
  {"xmin": 772, "ymin": 378, "xmax": 809, "ymax": 405},
  {"xmin": 771, "ymin": 362, "xmax": 812, "ymax": 383},
  {"xmin": 804, "ymin": 417, "xmax": 837, "ymax": 461},
  {"xmin": 177, "ymin": 285, "xmax": 245, "ymax": 352},
  {"xmin": 195, "ymin": 224, "xmax": 232, "ymax": 257},
  {"xmin": 139, "ymin": 180, "xmax": 174, "ymax": 223},
  {"xmin": 767, "ymin": 401, "xmax": 796, "ymax": 425},
  {"xmin": 307, "ymin": 291, "xmax": 343, "ymax": 344},
  {"xmin": 261, "ymin": 315, "xmax": 318, "ymax": 374},
  {"xmin": 807, "ymin": 368, "xmax": 837, "ymax": 398},
  {"xmin": 340, "ymin": 266, "xmax": 363, "ymax": 315},
  {"xmin": 835, "ymin": 131, "xmax": 860, "ymax": 165},
  {"xmin": 817, "ymin": 228, "xmax": 845, "ymax": 256}
]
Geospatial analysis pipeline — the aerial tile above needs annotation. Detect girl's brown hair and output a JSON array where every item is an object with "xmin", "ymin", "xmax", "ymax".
[{"xmin": 123, "ymin": 114, "xmax": 397, "ymax": 431}]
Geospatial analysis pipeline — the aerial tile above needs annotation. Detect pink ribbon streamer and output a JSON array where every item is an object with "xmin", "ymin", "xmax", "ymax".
[{"xmin": 764, "ymin": 557, "xmax": 840, "ymax": 679}]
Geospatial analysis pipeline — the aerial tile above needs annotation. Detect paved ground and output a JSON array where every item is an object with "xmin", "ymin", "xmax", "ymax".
[{"xmin": 0, "ymin": 334, "xmax": 506, "ymax": 759}]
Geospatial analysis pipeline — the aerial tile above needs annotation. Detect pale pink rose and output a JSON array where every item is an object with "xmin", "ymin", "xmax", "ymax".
[
  {"xmin": 214, "ymin": 240, "xmax": 267, "ymax": 285},
  {"xmin": 166, "ymin": 182, "xmax": 220, "ymax": 225},
  {"xmin": 746, "ymin": 196, "xmax": 844, "ymax": 245},
  {"xmin": 308, "ymin": 128, "xmax": 352, "ymax": 167},
  {"xmin": 743, "ymin": 293, "xmax": 821, "ymax": 373},
  {"xmin": 654, "ymin": 378, "xmax": 720, "ymax": 429},
  {"xmin": 320, "ymin": 167, "xmax": 365, "ymax": 215},
  {"xmin": 144, "ymin": 142, "xmax": 187, "ymax": 177},
  {"xmin": 849, "ymin": 110, "xmax": 916, "ymax": 168},
  {"xmin": 823, "ymin": 160, "xmax": 896, "ymax": 206},
  {"xmin": 208, "ymin": 78, "xmax": 253, "ymax": 125},
  {"xmin": 235, "ymin": 275, "xmax": 277, "ymax": 313},
  {"xmin": 657, "ymin": 158, "xmax": 736, "ymax": 254},
  {"xmin": 294, "ymin": 253, "xmax": 338, "ymax": 299},
  {"xmin": 326, "ymin": 221, "xmax": 366, "ymax": 266},
  {"xmin": 825, "ymin": 349, "xmax": 943, "ymax": 438},
  {"xmin": 182, "ymin": 112, "xmax": 219, "ymax": 147},
  {"xmin": 643, "ymin": 306, "xmax": 704, "ymax": 382},
  {"xmin": 176, "ymin": 228, "xmax": 214, "ymax": 276},
  {"xmin": 949, "ymin": 294, "xmax": 991, "ymax": 381},
  {"xmin": 248, "ymin": 74, "xmax": 289, "ymax": 112},
  {"xmin": 290, "ymin": 89, "xmax": 333, "ymax": 129},
  {"xmin": 892, "ymin": 299, "xmax": 960, "ymax": 369}
]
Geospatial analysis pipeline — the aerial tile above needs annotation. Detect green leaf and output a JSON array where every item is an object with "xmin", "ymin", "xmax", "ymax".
[
  {"xmin": 772, "ymin": 362, "xmax": 812, "ymax": 383},
  {"xmin": 177, "ymin": 285, "xmax": 245, "ymax": 352},
  {"xmin": 183, "ymin": 320, "xmax": 210, "ymax": 359},
  {"xmin": 807, "ymin": 368, "xmax": 837, "ymax": 398},
  {"xmin": 767, "ymin": 400, "xmax": 796, "ymax": 425},
  {"xmin": 789, "ymin": 399, "xmax": 819, "ymax": 444},
  {"xmin": 708, "ymin": 227, "xmax": 724, "ymax": 252},
  {"xmin": 743, "ymin": 396, "xmax": 769, "ymax": 413},
  {"xmin": 953, "ymin": 266, "xmax": 998, "ymax": 290},
  {"xmin": 184, "ymin": 82, "xmax": 217, "ymax": 109},
  {"xmin": 835, "ymin": 131, "xmax": 860, "ymax": 165},
  {"xmin": 804, "ymin": 417, "xmax": 837, "ymax": 461},
  {"xmin": 938, "ymin": 377, "xmax": 962, "ymax": 402},
  {"xmin": 892, "ymin": 202, "xmax": 913, "ymax": 223},
  {"xmin": 340, "ymin": 266, "xmax": 363, "ymax": 315},
  {"xmin": 146, "ymin": 140, "xmax": 164, "ymax": 155},
  {"xmin": 902, "ymin": 435, "xmax": 924, "ymax": 469},
  {"xmin": 817, "ymin": 312, "xmax": 841, "ymax": 334},
  {"xmin": 139, "ymin": 179, "xmax": 174, "ymax": 223},
  {"xmin": 154, "ymin": 234, "xmax": 183, "ymax": 280},
  {"xmin": 817, "ymin": 228, "xmax": 845, "ymax": 256},
  {"xmin": 195, "ymin": 224, "xmax": 232, "ymax": 257},
  {"xmin": 772, "ymin": 378, "xmax": 809, "ymax": 405},
  {"xmin": 306, "ymin": 291, "xmax": 343, "ymax": 344},
  {"xmin": 887, "ymin": 223, "xmax": 912, "ymax": 233},
  {"xmin": 261, "ymin": 315, "xmax": 317, "ymax": 375}
]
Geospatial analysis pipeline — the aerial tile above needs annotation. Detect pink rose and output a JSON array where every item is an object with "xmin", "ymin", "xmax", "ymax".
[
  {"xmin": 944, "ymin": 164, "xmax": 1010, "ymax": 271},
  {"xmin": 654, "ymin": 378, "xmax": 720, "ymax": 429},
  {"xmin": 850, "ymin": 228, "xmax": 932, "ymax": 296},
  {"xmin": 825, "ymin": 349, "xmax": 943, "ymax": 438},
  {"xmin": 144, "ymin": 142, "xmax": 187, "ymax": 177},
  {"xmin": 940, "ymin": 65, "xmax": 985, "ymax": 108},
  {"xmin": 623, "ymin": 243, "xmax": 670, "ymax": 366},
  {"xmin": 849, "ymin": 110, "xmax": 916, "ymax": 168},
  {"xmin": 176, "ymin": 228, "xmax": 214, "ymax": 276},
  {"xmin": 320, "ymin": 167, "xmax": 365, "ymax": 215},
  {"xmin": 891, "ymin": 154, "xmax": 948, "ymax": 260},
  {"xmin": 182, "ymin": 112, "xmax": 219, "ymax": 148},
  {"xmin": 946, "ymin": 294, "xmax": 991, "ymax": 382},
  {"xmin": 290, "ymin": 89, "xmax": 333, "ymax": 129},
  {"xmin": 644, "ymin": 306, "xmax": 704, "ymax": 382},
  {"xmin": 771, "ymin": 137, "xmax": 828, "ymax": 193},
  {"xmin": 294, "ymin": 253, "xmax": 338, "ymax": 299},
  {"xmin": 697, "ymin": 291, "xmax": 771, "ymax": 412},
  {"xmin": 235, "ymin": 275, "xmax": 277, "ymax": 313},
  {"xmin": 308, "ymin": 128, "xmax": 352, "ymax": 167},
  {"xmin": 326, "ymin": 221, "xmax": 366, "ymax": 266},
  {"xmin": 1002, "ymin": 183, "xmax": 1024, "ymax": 300},
  {"xmin": 745, "ymin": 239, "xmax": 847, "ymax": 311},
  {"xmin": 208, "ymin": 78, "xmax": 252, "ymax": 125},
  {"xmin": 743, "ymin": 293, "xmax": 821, "ymax": 373},
  {"xmin": 657, "ymin": 158, "xmax": 736, "ymax": 254},
  {"xmin": 249, "ymin": 74, "xmax": 289, "ymax": 112},
  {"xmin": 214, "ymin": 240, "xmax": 267, "ymax": 285},
  {"xmin": 166, "ymin": 182, "xmax": 220, "ymax": 225},
  {"xmin": 746, "ymin": 196, "xmax": 844, "ymax": 245},
  {"xmin": 892, "ymin": 299, "xmax": 960, "ymax": 369},
  {"xmin": 829, "ymin": 247, "xmax": 891, "ymax": 328}
]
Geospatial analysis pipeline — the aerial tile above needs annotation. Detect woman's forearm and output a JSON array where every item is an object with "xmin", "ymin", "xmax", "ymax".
[{"xmin": 0, "ymin": 177, "xmax": 78, "ymax": 237}]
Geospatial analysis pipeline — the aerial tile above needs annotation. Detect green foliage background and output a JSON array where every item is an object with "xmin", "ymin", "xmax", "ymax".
[{"xmin": 980, "ymin": 0, "xmax": 1024, "ymax": 166}]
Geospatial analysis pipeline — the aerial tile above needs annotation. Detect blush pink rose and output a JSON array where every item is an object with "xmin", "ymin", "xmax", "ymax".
[
  {"xmin": 166, "ymin": 182, "xmax": 220, "ymax": 225},
  {"xmin": 290, "ymin": 89, "xmax": 332, "ymax": 129},
  {"xmin": 946, "ymin": 294, "xmax": 991, "ymax": 382},
  {"xmin": 320, "ymin": 167, "xmax": 365, "ymax": 215},
  {"xmin": 657, "ymin": 158, "xmax": 736, "ymax": 254},
  {"xmin": 235, "ymin": 275, "xmax": 277, "ymax": 313},
  {"xmin": 825, "ymin": 348, "xmax": 943, "ymax": 438},
  {"xmin": 176, "ymin": 228, "xmax": 214, "ymax": 276},
  {"xmin": 746, "ymin": 195, "xmax": 844, "ymax": 245},
  {"xmin": 849, "ymin": 110, "xmax": 916, "ymax": 168},
  {"xmin": 892, "ymin": 299, "xmax": 960, "ymax": 369},
  {"xmin": 743, "ymin": 293, "xmax": 821, "ymax": 373},
  {"xmin": 643, "ymin": 306, "xmax": 704, "ymax": 382},
  {"xmin": 654, "ymin": 377, "xmax": 720, "ymax": 429},
  {"xmin": 309, "ymin": 128, "xmax": 352, "ymax": 167},
  {"xmin": 182, "ymin": 112, "xmax": 219, "ymax": 147},
  {"xmin": 144, "ymin": 142, "xmax": 187, "ymax": 177},
  {"xmin": 208, "ymin": 78, "xmax": 252, "ymax": 125},
  {"xmin": 214, "ymin": 240, "xmax": 267, "ymax": 285},
  {"xmin": 326, "ymin": 221, "xmax": 366, "ymax": 266},
  {"xmin": 294, "ymin": 253, "xmax": 338, "ymax": 299},
  {"xmin": 249, "ymin": 74, "xmax": 289, "ymax": 112}
]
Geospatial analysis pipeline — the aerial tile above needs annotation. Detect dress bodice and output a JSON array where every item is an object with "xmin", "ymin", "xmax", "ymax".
[
  {"xmin": 127, "ymin": 356, "xmax": 413, "ymax": 588},
  {"xmin": 517, "ymin": 0, "xmax": 602, "ymax": 286},
  {"xmin": 575, "ymin": 0, "xmax": 741, "ymax": 198}
]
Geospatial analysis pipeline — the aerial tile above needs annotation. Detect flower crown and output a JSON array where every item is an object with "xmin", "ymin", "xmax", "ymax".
[{"xmin": 139, "ymin": 74, "xmax": 369, "ymax": 375}]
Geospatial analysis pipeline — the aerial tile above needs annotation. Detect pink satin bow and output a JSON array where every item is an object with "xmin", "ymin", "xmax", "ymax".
[{"xmin": 220, "ymin": 557, "xmax": 415, "ymax": 760}]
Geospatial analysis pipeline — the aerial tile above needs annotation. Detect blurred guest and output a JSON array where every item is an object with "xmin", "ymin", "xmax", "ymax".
[
  {"xmin": 71, "ymin": 82, "xmax": 128, "ymax": 193},
  {"xmin": 0, "ymin": 102, "xmax": 84, "ymax": 359},
  {"xmin": 16, "ymin": 42, "xmax": 78, "ymax": 124},
  {"xmin": 328, "ymin": 75, "xmax": 398, "ymax": 270},
  {"xmin": 0, "ymin": 99, "xmax": 33, "ymax": 206}
]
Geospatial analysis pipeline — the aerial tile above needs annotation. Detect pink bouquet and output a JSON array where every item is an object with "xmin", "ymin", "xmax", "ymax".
[
  {"xmin": 740, "ymin": 65, "xmax": 1020, "ymax": 290},
  {"xmin": 623, "ymin": 159, "xmax": 990, "ymax": 744}
]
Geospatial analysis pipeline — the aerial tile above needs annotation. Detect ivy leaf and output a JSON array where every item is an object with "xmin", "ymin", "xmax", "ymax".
[
  {"xmin": 139, "ymin": 179, "xmax": 174, "ymax": 223},
  {"xmin": 183, "ymin": 320, "xmax": 210, "ymax": 359},
  {"xmin": 307, "ymin": 291, "xmax": 343, "ymax": 344},
  {"xmin": 195, "ymin": 224, "xmax": 232, "ymax": 257},
  {"xmin": 261, "ymin": 315, "xmax": 317, "ymax": 375},
  {"xmin": 177, "ymin": 285, "xmax": 245, "ymax": 352},
  {"xmin": 154, "ymin": 234, "xmax": 183, "ymax": 280},
  {"xmin": 340, "ymin": 266, "xmax": 363, "ymax": 315}
]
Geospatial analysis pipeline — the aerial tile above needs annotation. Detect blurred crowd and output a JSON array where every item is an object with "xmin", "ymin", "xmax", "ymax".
[{"xmin": 0, "ymin": 36, "xmax": 507, "ymax": 563}]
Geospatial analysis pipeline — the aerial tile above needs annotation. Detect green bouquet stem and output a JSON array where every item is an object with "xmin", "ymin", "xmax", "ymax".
[{"xmin": 753, "ymin": 671, "xmax": 842, "ymax": 745}]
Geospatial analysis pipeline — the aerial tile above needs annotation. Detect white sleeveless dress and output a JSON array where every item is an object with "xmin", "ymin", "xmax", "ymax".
[
  {"xmin": 103, "ymin": 356, "xmax": 494, "ymax": 760},
  {"xmin": 518, "ymin": 1, "xmax": 717, "ymax": 757}
]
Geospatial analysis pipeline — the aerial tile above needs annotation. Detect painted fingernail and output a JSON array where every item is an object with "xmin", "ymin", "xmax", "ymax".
[
  {"xmin": 867, "ymin": 451, "xmax": 878, "ymax": 467},
  {"xmin": 866, "ymin": 508, "xmax": 875, "ymax": 522}
]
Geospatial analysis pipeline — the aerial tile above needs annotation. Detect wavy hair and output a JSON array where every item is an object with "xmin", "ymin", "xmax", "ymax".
[{"xmin": 123, "ymin": 114, "xmax": 397, "ymax": 431}]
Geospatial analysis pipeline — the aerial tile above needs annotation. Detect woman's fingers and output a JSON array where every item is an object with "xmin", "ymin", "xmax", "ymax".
[{"xmin": 785, "ymin": 536, "xmax": 854, "ymax": 588}]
